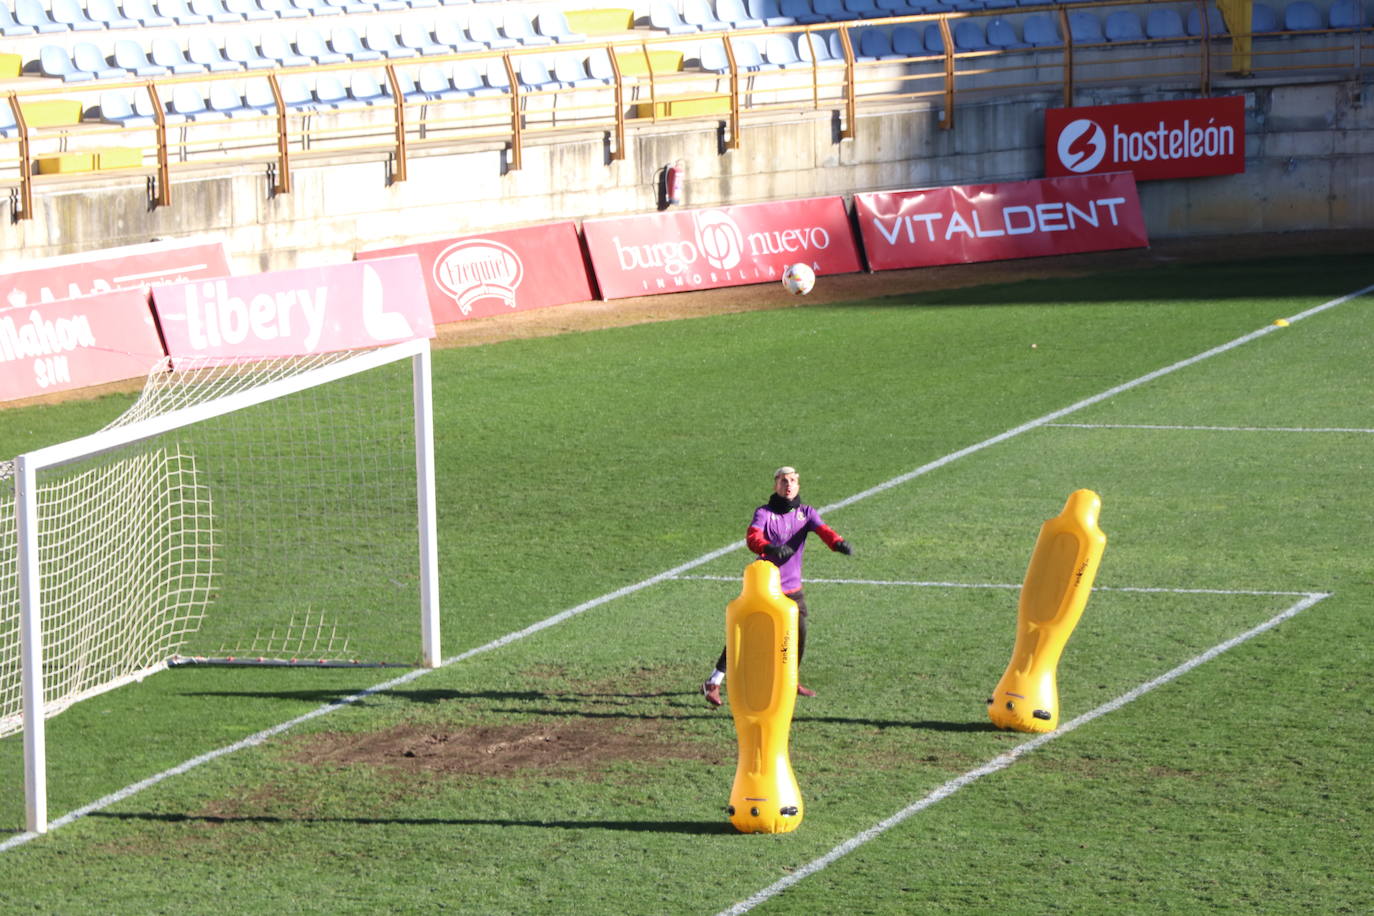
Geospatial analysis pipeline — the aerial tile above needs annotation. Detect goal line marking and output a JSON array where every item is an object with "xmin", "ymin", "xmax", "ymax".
[
  {"xmin": 4, "ymin": 285, "xmax": 1366, "ymax": 852},
  {"xmin": 716, "ymin": 590, "xmax": 1333, "ymax": 916}
]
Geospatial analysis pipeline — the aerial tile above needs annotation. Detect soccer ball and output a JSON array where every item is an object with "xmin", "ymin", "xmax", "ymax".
[{"xmin": 781, "ymin": 263, "xmax": 816, "ymax": 296}]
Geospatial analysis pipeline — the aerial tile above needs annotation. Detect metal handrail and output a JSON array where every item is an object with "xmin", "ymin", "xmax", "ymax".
[{"xmin": 0, "ymin": 0, "xmax": 1367, "ymax": 219}]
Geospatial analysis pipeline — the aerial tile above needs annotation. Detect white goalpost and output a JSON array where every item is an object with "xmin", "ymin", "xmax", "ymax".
[{"xmin": 1, "ymin": 338, "xmax": 440, "ymax": 834}]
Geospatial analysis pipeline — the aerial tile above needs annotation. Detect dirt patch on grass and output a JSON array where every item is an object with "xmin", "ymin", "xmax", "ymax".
[{"xmin": 292, "ymin": 718, "xmax": 724, "ymax": 778}]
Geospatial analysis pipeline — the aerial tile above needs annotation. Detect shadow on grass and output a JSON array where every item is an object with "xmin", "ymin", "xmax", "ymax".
[
  {"xmin": 91, "ymin": 810, "xmax": 732, "ymax": 834},
  {"xmin": 182, "ymin": 687, "xmax": 1002, "ymax": 732}
]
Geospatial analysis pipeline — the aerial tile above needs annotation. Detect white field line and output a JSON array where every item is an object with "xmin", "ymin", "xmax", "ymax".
[
  {"xmin": 4, "ymin": 286, "xmax": 1367, "ymax": 852},
  {"xmin": 716, "ymin": 590, "xmax": 1333, "ymax": 916},
  {"xmin": 1048, "ymin": 423, "xmax": 1374, "ymax": 433}
]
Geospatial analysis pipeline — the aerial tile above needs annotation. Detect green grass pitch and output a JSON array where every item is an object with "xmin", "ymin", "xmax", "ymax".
[{"xmin": 1, "ymin": 253, "xmax": 1371, "ymax": 913}]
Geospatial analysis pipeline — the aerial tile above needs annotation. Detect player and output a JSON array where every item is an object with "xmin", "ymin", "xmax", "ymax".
[{"xmin": 701, "ymin": 466, "xmax": 853, "ymax": 707}]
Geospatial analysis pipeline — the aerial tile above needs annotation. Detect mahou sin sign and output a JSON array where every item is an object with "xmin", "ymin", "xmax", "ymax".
[{"xmin": 1045, "ymin": 96, "xmax": 1246, "ymax": 181}]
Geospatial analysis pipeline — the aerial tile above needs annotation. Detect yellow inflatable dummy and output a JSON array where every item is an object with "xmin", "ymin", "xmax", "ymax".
[
  {"xmin": 726, "ymin": 559, "xmax": 804, "ymax": 834},
  {"xmin": 988, "ymin": 489, "xmax": 1106, "ymax": 733}
]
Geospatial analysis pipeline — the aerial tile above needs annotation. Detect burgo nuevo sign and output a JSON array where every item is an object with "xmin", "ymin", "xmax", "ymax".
[
  {"xmin": 581, "ymin": 197, "xmax": 863, "ymax": 299},
  {"xmin": 1045, "ymin": 96, "xmax": 1246, "ymax": 181}
]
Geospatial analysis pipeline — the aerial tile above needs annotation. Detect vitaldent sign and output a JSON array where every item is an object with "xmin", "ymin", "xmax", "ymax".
[{"xmin": 1045, "ymin": 97, "xmax": 1246, "ymax": 181}]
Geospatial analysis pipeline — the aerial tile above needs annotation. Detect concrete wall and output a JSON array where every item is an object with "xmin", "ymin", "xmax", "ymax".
[{"xmin": 2, "ymin": 76, "xmax": 1370, "ymax": 274}]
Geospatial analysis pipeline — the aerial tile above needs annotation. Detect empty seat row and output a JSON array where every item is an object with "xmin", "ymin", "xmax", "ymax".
[
  {"xmin": 31, "ymin": 16, "xmax": 589, "ymax": 82},
  {"xmin": 0, "ymin": 0, "xmax": 519, "ymax": 36},
  {"xmin": 85, "ymin": 53, "xmax": 620, "ymax": 125}
]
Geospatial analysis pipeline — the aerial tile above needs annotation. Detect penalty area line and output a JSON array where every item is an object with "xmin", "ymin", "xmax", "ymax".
[
  {"xmin": 716, "ymin": 590, "xmax": 1332, "ymax": 916},
  {"xmin": 672, "ymin": 574, "xmax": 1319, "ymax": 598}
]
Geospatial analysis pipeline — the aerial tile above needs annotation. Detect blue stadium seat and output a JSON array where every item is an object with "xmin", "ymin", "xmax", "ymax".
[
  {"xmin": 113, "ymin": 39, "xmax": 170, "ymax": 76},
  {"xmin": 413, "ymin": 63, "xmax": 460, "ymax": 99},
  {"xmin": 312, "ymin": 73, "xmax": 351, "ymax": 108},
  {"xmin": 296, "ymin": 28, "xmax": 347, "ymax": 64},
  {"xmin": 261, "ymin": 32, "xmax": 312, "ymax": 66},
  {"xmin": 0, "ymin": 5, "xmax": 38, "ymax": 37},
  {"xmin": 1283, "ymin": 0, "xmax": 1322, "ymax": 31},
  {"xmin": 466, "ymin": 10, "xmax": 520, "ymax": 48},
  {"xmin": 586, "ymin": 49, "xmax": 615, "ymax": 82},
  {"xmin": 330, "ymin": 25, "xmax": 384, "ymax": 60},
  {"xmin": 763, "ymin": 33, "xmax": 809, "ymax": 67},
  {"xmin": 223, "ymin": 34, "xmax": 275, "ymax": 69},
  {"xmin": 1023, "ymin": 13, "xmax": 1061, "ymax": 47},
  {"xmin": 1104, "ymin": 10, "xmax": 1145, "ymax": 42},
  {"xmin": 717, "ymin": 0, "xmax": 766, "ymax": 28},
  {"xmin": 1329, "ymin": 0, "xmax": 1364, "ymax": 28},
  {"xmin": 651, "ymin": 0, "xmax": 699, "ymax": 32},
  {"xmin": 120, "ymin": 0, "xmax": 174, "ymax": 26},
  {"xmin": 74, "ymin": 42, "xmax": 126, "ymax": 79},
  {"xmin": 1185, "ymin": 6, "xmax": 1227, "ymax": 37},
  {"xmin": 14, "ymin": 0, "xmax": 68, "ymax": 32},
  {"xmin": 278, "ymin": 75, "xmax": 316, "ymax": 109},
  {"xmin": 151, "ymin": 37, "xmax": 209, "ymax": 74},
  {"xmin": 151, "ymin": 0, "xmax": 204, "ymax": 25},
  {"xmin": 537, "ymin": 11, "xmax": 587, "ymax": 43},
  {"xmin": 517, "ymin": 56, "xmax": 563, "ymax": 91},
  {"xmin": 844, "ymin": 0, "xmax": 888, "ymax": 19},
  {"xmin": 1253, "ymin": 3, "xmax": 1280, "ymax": 33},
  {"xmin": 321, "ymin": 0, "xmax": 371, "ymax": 13},
  {"xmin": 225, "ymin": 0, "xmax": 273, "ymax": 20},
  {"xmin": 434, "ymin": 19, "xmax": 484, "ymax": 52},
  {"xmin": 797, "ymin": 30, "xmax": 841, "ymax": 62},
  {"xmin": 450, "ymin": 59, "xmax": 501, "ymax": 95},
  {"xmin": 953, "ymin": 19, "xmax": 990, "ymax": 49},
  {"xmin": 50, "ymin": 0, "xmax": 103, "ymax": 31},
  {"xmin": 167, "ymin": 84, "xmax": 211, "ymax": 121},
  {"xmin": 483, "ymin": 58, "xmax": 512, "ymax": 92},
  {"xmin": 1145, "ymin": 8, "xmax": 1186, "ymax": 40},
  {"xmin": 504, "ymin": 10, "xmax": 557, "ymax": 45},
  {"xmin": 87, "ymin": 0, "xmax": 141, "ymax": 29},
  {"xmin": 748, "ymin": 0, "xmax": 796, "ymax": 27},
  {"xmin": 683, "ymin": 0, "xmax": 731, "ymax": 31},
  {"xmin": 856, "ymin": 27, "xmax": 902, "ymax": 60},
  {"xmin": 1068, "ymin": 10, "xmax": 1105, "ymax": 43},
  {"xmin": 95, "ymin": 89, "xmax": 157, "ymax": 125},
  {"xmin": 987, "ymin": 17, "xmax": 1030, "ymax": 49},
  {"xmin": 190, "ymin": 0, "xmax": 245, "ymax": 22},
  {"xmin": 811, "ymin": 0, "xmax": 847, "ymax": 21},
  {"xmin": 778, "ymin": 0, "xmax": 827, "ymax": 24},
  {"xmin": 891, "ymin": 25, "xmax": 924, "ymax": 55},
  {"xmin": 208, "ymin": 81, "xmax": 253, "ymax": 116},
  {"xmin": 349, "ymin": 72, "xmax": 387, "ymax": 105},
  {"xmin": 365, "ymin": 24, "xmax": 419, "ymax": 57},
  {"xmin": 288, "ymin": 0, "xmax": 342, "ymax": 14},
  {"xmin": 553, "ymin": 54, "xmax": 608, "ymax": 87},
  {"xmin": 188, "ymin": 36, "xmax": 243, "ymax": 71},
  {"xmin": 39, "ymin": 45, "xmax": 96, "ymax": 82},
  {"xmin": 0, "ymin": 104, "xmax": 16, "ymax": 137},
  {"xmin": 260, "ymin": 0, "xmax": 310, "ymax": 17},
  {"xmin": 698, "ymin": 38, "xmax": 730, "ymax": 71},
  {"xmin": 399, "ymin": 22, "xmax": 448, "ymax": 55},
  {"xmin": 243, "ymin": 79, "xmax": 280, "ymax": 112}
]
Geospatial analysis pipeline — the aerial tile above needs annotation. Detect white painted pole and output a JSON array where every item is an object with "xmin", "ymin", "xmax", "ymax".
[
  {"xmin": 16, "ymin": 455, "xmax": 48, "ymax": 834},
  {"xmin": 412, "ymin": 343, "xmax": 441, "ymax": 667}
]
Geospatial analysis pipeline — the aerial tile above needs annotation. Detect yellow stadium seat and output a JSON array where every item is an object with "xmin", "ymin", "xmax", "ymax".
[
  {"xmin": 20, "ymin": 99, "xmax": 84, "ymax": 128},
  {"xmin": 0, "ymin": 53, "xmax": 21, "ymax": 79},
  {"xmin": 563, "ymin": 8, "xmax": 634, "ymax": 35},
  {"xmin": 614, "ymin": 49, "xmax": 685, "ymax": 76},
  {"xmin": 635, "ymin": 94, "xmax": 731, "ymax": 118},
  {"xmin": 95, "ymin": 147, "xmax": 144, "ymax": 170},
  {"xmin": 36, "ymin": 152, "xmax": 97, "ymax": 175}
]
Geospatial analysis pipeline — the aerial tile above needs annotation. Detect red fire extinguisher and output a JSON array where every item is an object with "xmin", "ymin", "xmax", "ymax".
[{"xmin": 666, "ymin": 159, "xmax": 685, "ymax": 207}]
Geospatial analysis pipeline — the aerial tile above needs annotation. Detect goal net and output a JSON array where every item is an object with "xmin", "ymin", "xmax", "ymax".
[{"xmin": 0, "ymin": 339, "xmax": 439, "ymax": 751}]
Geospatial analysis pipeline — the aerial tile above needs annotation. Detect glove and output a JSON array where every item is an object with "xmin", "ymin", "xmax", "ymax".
[
  {"xmin": 835, "ymin": 540, "xmax": 853, "ymax": 555},
  {"xmin": 762, "ymin": 543, "xmax": 795, "ymax": 563}
]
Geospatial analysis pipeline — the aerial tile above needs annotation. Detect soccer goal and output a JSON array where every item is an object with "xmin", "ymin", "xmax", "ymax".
[{"xmin": 0, "ymin": 338, "xmax": 439, "ymax": 833}]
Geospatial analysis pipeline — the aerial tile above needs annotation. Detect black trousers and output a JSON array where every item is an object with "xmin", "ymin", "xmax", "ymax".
[{"xmin": 713, "ymin": 590, "xmax": 808, "ymax": 673}]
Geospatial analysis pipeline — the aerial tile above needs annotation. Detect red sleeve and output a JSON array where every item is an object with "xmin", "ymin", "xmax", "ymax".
[
  {"xmin": 746, "ymin": 526, "xmax": 770, "ymax": 555},
  {"xmin": 814, "ymin": 524, "xmax": 843, "ymax": 549}
]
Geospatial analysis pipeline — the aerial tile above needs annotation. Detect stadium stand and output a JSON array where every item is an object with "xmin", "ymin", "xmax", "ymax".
[
  {"xmin": 683, "ymin": 0, "xmax": 732, "ymax": 31},
  {"xmin": 151, "ymin": 36, "xmax": 210, "ymax": 73},
  {"xmin": 1283, "ymin": 0, "xmax": 1323, "ymax": 30},
  {"xmin": 748, "ymin": 0, "xmax": 797, "ymax": 27},
  {"xmin": 1328, "ymin": 0, "xmax": 1364, "ymax": 27}
]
